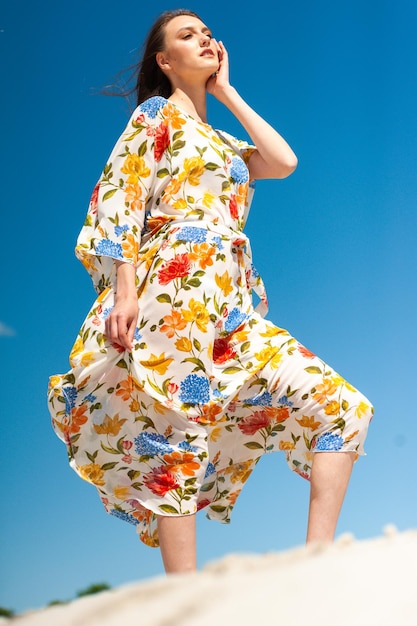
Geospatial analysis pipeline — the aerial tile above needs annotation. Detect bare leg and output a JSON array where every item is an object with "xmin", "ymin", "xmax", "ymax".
[
  {"xmin": 157, "ymin": 514, "xmax": 197, "ymax": 573},
  {"xmin": 306, "ymin": 451, "xmax": 355, "ymax": 543}
]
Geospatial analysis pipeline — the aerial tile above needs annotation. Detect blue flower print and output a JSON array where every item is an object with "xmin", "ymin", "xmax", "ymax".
[
  {"xmin": 62, "ymin": 386, "xmax": 77, "ymax": 414},
  {"xmin": 83, "ymin": 393, "xmax": 97, "ymax": 404},
  {"xmin": 204, "ymin": 462, "xmax": 216, "ymax": 478},
  {"xmin": 110, "ymin": 509, "xmax": 139, "ymax": 526},
  {"xmin": 179, "ymin": 374, "xmax": 210, "ymax": 405},
  {"xmin": 178, "ymin": 440, "xmax": 199, "ymax": 453},
  {"xmin": 224, "ymin": 308, "xmax": 248, "ymax": 333},
  {"xmin": 95, "ymin": 239, "xmax": 123, "ymax": 259},
  {"xmin": 134, "ymin": 432, "xmax": 174, "ymax": 456},
  {"xmin": 211, "ymin": 236, "xmax": 224, "ymax": 250},
  {"xmin": 176, "ymin": 227, "xmax": 207, "ymax": 243},
  {"xmin": 230, "ymin": 157, "xmax": 249, "ymax": 184},
  {"xmin": 134, "ymin": 328, "xmax": 142, "ymax": 341},
  {"xmin": 315, "ymin": 432, "xmax": 344, "ymax": 451},
  {"xmin": 245, "ymin": 391, "xmax": 272, "ymax": 406},
  {"xmin": 139, "ymin": 96, "xmax": 167, "ymax": 118},
  {"xmin": 114, "ymin": 224, "xmax": 129, "ymax": 236},
  {"xmin": 251, "ymin": 264, "xmax": 259, "ymax": 279},
  {"xmin": 278, "ymin": 395, "xmax": 293, "ymax": 408},
  {"xmin": 102, "ymin": 306, "xmax": 114, "ymax": 320}
]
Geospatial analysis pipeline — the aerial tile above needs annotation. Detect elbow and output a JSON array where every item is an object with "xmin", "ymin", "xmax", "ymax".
[{"xmin": 277, "ymin": 155, "xmax": 298, "ymax": 179}]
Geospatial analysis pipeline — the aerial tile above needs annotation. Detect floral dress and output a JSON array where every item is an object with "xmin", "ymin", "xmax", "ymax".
[{"xmin": 48, "ymin": 96, "xmax": 373, "ymax": 547}]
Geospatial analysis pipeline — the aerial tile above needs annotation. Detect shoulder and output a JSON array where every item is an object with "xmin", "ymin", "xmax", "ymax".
[{"xmin": 135, "ymin": 96, "xmax": 169, "ymax": 120}]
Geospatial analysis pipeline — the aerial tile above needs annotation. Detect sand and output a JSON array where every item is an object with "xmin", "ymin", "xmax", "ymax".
[{"xmin": 9, "ymin": 526, "xmax": 417, "ymax": 626}]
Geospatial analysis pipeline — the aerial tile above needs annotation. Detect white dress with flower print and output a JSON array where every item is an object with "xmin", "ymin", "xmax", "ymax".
[{"xmin": 48, "ymin": 96, "xmax": 373, "ymax": 547}]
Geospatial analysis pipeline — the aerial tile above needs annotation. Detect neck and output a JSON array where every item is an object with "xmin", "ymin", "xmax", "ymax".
[{"xmin": 168, "ymin": 86, "xmax": 208, "ymax": 124}]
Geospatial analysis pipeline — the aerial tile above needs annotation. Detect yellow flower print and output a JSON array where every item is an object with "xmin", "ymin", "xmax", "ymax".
[
  {"xmin": 233, "ymin": 328, "xmax": 249, "ymax": 343},
  {"xmin": 313, "ymin": 379, "xmax": 338, "ymax": 404},
  {"xmin": 180, "ymin": 156, "xmax": 205, "ymax": 186},
  {"xmin": 295, "ymin": 415, "xmax": 322, "ymax": 431},
  {"xmin": 202, "ymin": 191, "xmax": 215, "ymax": 208},
  {"xmin": 122, "ymin": 233, "xmax": 139, "ymax": 263},
  {"xmin": 48, "ymin": 375, "xmax": 62, "ymax": 392},
  {"xmin": 78, "ymin": 252, "xmax": 98, "ymax": 273},
  {"xmin": 79, "ymin": 463, "xmax": 105, "ymax": 486},
  {"xmin": 173, "ymin": 198, "xmax": 188, "ymax": 210},
  {"xmin": 124, "ymin": 183, "xmax": 143, "ymax": 211},
  {"xmin": 215, "ymin": 270, "xmax": 233, "ymax": 296},
  {"xmin": 224, "ymin": 460, "xmax": 254, "ymax": 484},
  {"xmin": 129, "ymin": 399, "xmax": 140, "ymax": 412},
  {"xmin": 114, "ymin": 485, "xmax": 131, "ymax": 500},
  {"xmin": 355, "ymin": 401, "xmax": 370, "ymax": 418},
  {"xmin": 324, "ymin": 401, "xmax": 340, "ymax": 416},
  {"xmin": 93, "ymin": 413, "xmax": 128, "ymax": 436},
  {"xmin": 120, "ymin": 153, "xmax": 150, "ymax": 184},
  {"xmin": 80, "ymin": 351, "xmax": 95, "ymax": 367},
  {"xmin": 140, "ymin": 353, "xmax": 174, "ymax": 375},
  {"xmin": 70, "ymin": 336, "xmax": 84, "ymax": 362},
  {"xmin": 279, "ymin": 440, "xmax": 295, "ymax": 451},
  {"xmin": 254, "ymin": 346, "xmax": 280, "ymax": 366},
  {"xmin": 162, "ymin": 103, "xmax": 186, "ymax": 129},
  {"xmin": 260, "ymin": 325, "xmax": 287, "ymax": 338},
  {"xmin": 189, "ymin": 242, "xmax": 216, "ymax": 269},
  {"xmin": 175, "ymin": 337, "xmax": 193, "ymax": 352},
  {"xmin": 236, "ymin": 182, "xmax": 248, "ymax": 206},
  {"xmin": 209, "ymin": 426, "xmax": 222, "ymax": 442},
  {"xmin": 182, "ymin": 299, "xmax": 210, "ymax": 333}
]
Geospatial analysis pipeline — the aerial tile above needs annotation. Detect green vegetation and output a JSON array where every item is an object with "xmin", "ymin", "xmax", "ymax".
[{"xmin": 76, "ymin": 583, "xmax": 111, "ymax": 597}]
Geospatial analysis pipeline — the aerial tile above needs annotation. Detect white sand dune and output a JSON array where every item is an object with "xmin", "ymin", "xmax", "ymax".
[{"xmin": 11, "ymin": 527, "xmax": 417, "ymax": 626}]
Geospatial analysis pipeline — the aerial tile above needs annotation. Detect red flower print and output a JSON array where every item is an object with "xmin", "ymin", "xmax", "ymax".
[
  {"xmin": 238, "ymin": 410, "xmax": 271, "ymax": 435},
  {"xmin": 122, "ymin": 440, "xmax": 133, "ymax": 450},
  {"xmin": 157, "ymin": 254, "xmax": 191, "ymax": 285},
  {"xmin": 167, "ymin": 381, "xmax": 179, "ymax": 395},
  {"xmin": 89, "ymin": 183, "xmax": 100, "ymax": 214},
  {"xmin": 143, "ymin": 466, "xmax": 180, "ymax": 496},
  {"xmin": 154, "ymin": 122, "xmax": 170, "ymax": 162},
  {"xmin": 298, "ymin": 344, "xmax": 316, "ymax": 359},
  {"xmin": 229, "ymin": 194, "xmax": 239, "ymax": 220},
  {"xmin": 135, "ymin": 113, "xmax": 145, "ymax": 125},
  {"xmin": 197, "ymin": 499, "xmax": 211, "ymax": 511},
  {"xmin": 213, "ymin": 337, "xmax": 237, "ymax": 364}
]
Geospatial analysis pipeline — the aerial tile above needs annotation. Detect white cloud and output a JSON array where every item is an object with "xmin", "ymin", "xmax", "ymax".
[{"xmin": 0, "ymin": 321, "xmax": 16, "ymax": 336}]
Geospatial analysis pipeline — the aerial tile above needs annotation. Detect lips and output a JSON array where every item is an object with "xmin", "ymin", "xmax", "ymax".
[{"xmin": 200, "ymin": 49, "xmax": 214, "ymax": 57}]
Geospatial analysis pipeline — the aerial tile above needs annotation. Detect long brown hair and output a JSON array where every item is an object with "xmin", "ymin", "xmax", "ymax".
[
  {"xmin": 103, "ymin": 9, "xmax": 202, "ymax": 107},
  {"xmin": 135, "ymin": 9, "xmax": 202, "ymax": 105}
]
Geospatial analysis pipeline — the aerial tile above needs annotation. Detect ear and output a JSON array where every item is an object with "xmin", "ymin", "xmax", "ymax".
[{"xmin": 156, "ymin": 51, "xmax": 172, "ymax": 72}]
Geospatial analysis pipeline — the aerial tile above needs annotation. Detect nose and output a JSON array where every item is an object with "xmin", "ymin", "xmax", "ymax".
[{"xmin": 201, "ymin": 34, "xmax": 211, "ymax": 46}]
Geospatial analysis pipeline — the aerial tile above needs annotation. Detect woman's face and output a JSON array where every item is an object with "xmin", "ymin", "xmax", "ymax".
[{"xmin": 157, "ymin": 15, "xmax": 219, "ymax": 81}]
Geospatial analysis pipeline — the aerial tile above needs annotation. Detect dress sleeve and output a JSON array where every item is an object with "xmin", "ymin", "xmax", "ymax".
[
  {"xmin": 215, "ymin": 129, "xmax": 257, "ymax": 166},
  {"xmin": 75, "ymin": 96, "xmax": 168, "ymax": 293}
]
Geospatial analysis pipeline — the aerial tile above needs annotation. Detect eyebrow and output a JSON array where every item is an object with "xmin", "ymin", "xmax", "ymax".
[{"xmin": 176, "ymin": 25, "xmax": 211, "ymax": 35}]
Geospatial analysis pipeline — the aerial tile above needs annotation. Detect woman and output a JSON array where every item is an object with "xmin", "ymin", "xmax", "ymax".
[{"xmin": 48, "ymin": 9, "xmax": 373, "ymax": 573}]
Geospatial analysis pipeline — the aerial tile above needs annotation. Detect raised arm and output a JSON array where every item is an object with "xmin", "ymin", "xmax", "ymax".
[{"xmin": 207, "ymin": 41, "xmax": 298, "ymax": 180}]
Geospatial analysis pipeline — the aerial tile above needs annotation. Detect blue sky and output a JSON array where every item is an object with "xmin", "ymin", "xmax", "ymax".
[{"xmin": 1, "ymin": 0, "xmax": 416, "ymax": 614}]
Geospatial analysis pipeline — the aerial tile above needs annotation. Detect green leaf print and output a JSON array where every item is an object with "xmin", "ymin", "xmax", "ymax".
[
  {"xmin": 102, "ymin": 189, "xmax": 118, "ymax": 201},
  {"xmin": 304, "ymin": 366, "xmax": 323, "ymax": 374},
  {"xmin": 159, "ymin": 504, "xmax": 180, "ymax": 514},
  {"xmin": 222, "ymin": 366, "xmax": 243, "ymax": 374},
  {"xmin": 244, "ymin": 441, "xmax": 264, "ymax": 450},
  {"xmin": 101, "ymin": 462, "xmax": 118, "ymax": 470},
  {"xmin": 156, "ymin": 293, "xmax": 172, "ymax": 304}
]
